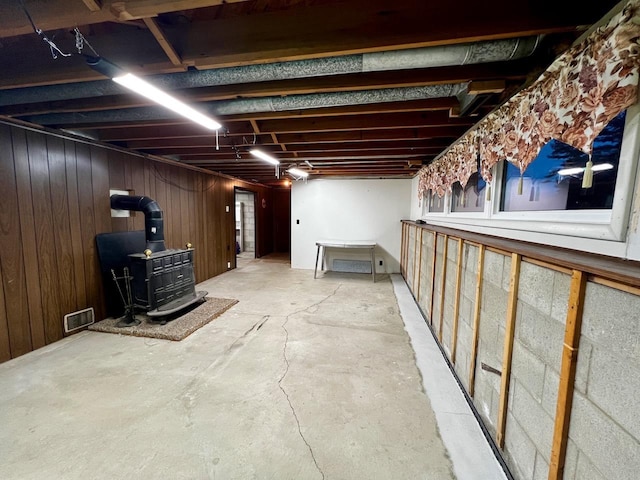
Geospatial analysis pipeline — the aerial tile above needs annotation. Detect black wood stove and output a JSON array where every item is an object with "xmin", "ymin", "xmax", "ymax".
[{"xmin": 96, "ymin": 195, "xmax": 206, "ymax": 322}]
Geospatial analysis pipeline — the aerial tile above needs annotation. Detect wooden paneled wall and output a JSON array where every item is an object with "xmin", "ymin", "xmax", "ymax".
[{"xmin": 0, "ymin": 123, "xmax": 276, "ymax": 362}]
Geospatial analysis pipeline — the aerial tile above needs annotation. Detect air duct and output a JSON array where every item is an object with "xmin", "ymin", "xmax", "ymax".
[
  {"xmin": 110, "ymin": 195, "xmax": 165, "ymax": 252},
  {"xmin": 0, "ymin": 36, "xmax": 542, "ymax": 107}
]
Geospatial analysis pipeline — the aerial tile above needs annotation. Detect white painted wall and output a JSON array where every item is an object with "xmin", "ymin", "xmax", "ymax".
[{"xmin": 291, "ymin": 178, "xmax": 411, "ymax": 272}]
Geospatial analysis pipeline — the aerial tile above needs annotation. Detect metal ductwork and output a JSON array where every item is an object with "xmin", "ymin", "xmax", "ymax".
[
  {"xmin": 110, "ymin": 195, "xmax": 165, "ymax": 253},
  {"xmin": 0, "ymin": 36, "xmax": 542, "ymax": 107},
  {"xmin": 22, "ymin": 84, "xmax": 467, "ymax": 125}
]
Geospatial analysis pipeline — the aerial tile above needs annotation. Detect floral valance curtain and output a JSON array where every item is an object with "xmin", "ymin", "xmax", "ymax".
[{"xmin": 418, "ymin": 0, "xmax": 640, "ymax": 199}]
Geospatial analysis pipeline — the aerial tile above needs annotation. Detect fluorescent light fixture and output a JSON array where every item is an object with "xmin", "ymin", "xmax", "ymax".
[
  {"xmin": 250, "ymin": 149, "xmax": 280, "ymax": 165},
  {"xmin": 113, "ymin": 73, "xmax": 221, "ymax": 130},
  {"xmin": 288, "ymin": 167, "xmax": 309, "ymax": 178},
  {"xmin": 557, "ymin": 163, "xmax": 613, "ymax": 176}
]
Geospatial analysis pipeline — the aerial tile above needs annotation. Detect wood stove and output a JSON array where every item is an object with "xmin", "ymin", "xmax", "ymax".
[{"xmin": 96, "ymin": 195, "xmax": 206, "ymax": 320}]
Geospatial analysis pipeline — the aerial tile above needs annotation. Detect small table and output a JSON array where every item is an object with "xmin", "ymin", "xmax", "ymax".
[{"xmin": 314, "ymin": 240, "xmax": 377, "ymax": 282}]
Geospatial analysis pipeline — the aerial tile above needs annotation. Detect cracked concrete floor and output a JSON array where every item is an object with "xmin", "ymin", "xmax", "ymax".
[{"xmin": 0, "ymin": 255, "xmax": 456, "ymax": 480}]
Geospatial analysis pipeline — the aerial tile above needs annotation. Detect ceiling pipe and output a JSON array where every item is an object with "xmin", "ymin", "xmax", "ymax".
[
  {"xmin": 0, "ymin": 36, "xmax": 541, "ymax": 107},
  {"xmin": 21, "ymin": 84, "xmax": 467, "ymax": 126}
]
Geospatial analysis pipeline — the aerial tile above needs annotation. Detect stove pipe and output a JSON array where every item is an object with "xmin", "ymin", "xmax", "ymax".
[{"xmin": 110, "ymin": 195, "xmax": 166, "ymax": 252}]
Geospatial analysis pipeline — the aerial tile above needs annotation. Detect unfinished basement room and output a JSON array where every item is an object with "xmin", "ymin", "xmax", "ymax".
[{"xmin": 0, "ymin": 1, "xmax": 639, "ymax": 479}]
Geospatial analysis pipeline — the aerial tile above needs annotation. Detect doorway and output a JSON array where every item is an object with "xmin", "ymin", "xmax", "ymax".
[{"xmin": 235, "ymin": 189, "xmax": 257, "ymax": 266}]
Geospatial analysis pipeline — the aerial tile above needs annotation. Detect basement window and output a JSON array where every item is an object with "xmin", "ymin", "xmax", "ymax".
[
  {"xmin": 419, "ymin": 103, "xmax": 640, "ymax": 246},
  {"xmin": 500, "ymin": 111, "xmax": 625, "ymax": 213},
  {"xmin": 424, "ymin": 191, "xmax": 445, "ymax": 213},
  {"xmin": 451, "ymin": 172, "xmax": 486, "ymax": 213}
]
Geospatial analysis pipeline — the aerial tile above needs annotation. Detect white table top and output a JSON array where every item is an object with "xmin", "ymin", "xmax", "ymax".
[{"xmin": 316, "ymin": 240, "xmax": 376, "ymax": 248}]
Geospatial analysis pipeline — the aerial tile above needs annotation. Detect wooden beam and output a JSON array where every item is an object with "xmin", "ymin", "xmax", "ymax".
[
  {"xmin": 182, "ymin": 0, "xmax": 617, "ymax": 69},
  {"xmin": 467, "ymin": 79, "xmax": 507, "ymax": 95},
  {"xmin": 99, "ymin": 123, "xmax": 468, "ymax": 142},
  {"xmin": 81, "ymin": 0, "xmax": 102, "ymax": 11},
  {"xmin": 400, "ymin": 223, "xmax": 409, "ymax": 281},
  {"xmin": 496, "ymin": 253, "xmax": 521, "ymax": 448},
  {"xmin": 438, "ymin": 235, "xmax": 449, "ymax": 342},
  {"xmin": 110, "ymin": 0, "xmax": 249, "ymax": 21},
  {"xmin": 548, "ymin": 270, "xmax": 587, "ymax": 480},
  {"xmin": 451, "ymin": 238, "xmax": 464, "ymax": 364},
  {"xmin": 143, "ymin": 17, "xmax": 182, "ymax": 66},
  {"xmin": 468, "ymin": 244, "xmax": 485, "ymax": 397}
]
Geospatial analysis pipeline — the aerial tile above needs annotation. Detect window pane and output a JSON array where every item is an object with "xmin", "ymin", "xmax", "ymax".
[
  {"xmin": 500, "ymin": 111, "xmax": 625, "ymax": 212},
  {"xmin": 452, "ymin": 172, "xmax": 486, "ymax": 212},
  {"xmin": 425, "ymin": 191, "xmax": 445, "ymax": 213}
]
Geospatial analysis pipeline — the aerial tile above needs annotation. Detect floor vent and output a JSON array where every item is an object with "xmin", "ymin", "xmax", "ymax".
[
  {"xmin": 64, "ymin": 307, "xmax": 95, "ymax": 333},
  {"xmin": 332, "ymin": 259, "xmax": 372, "ymax": 274}
]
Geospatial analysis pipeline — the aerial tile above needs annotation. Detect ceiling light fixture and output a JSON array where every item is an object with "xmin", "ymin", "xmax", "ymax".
[
  {"xmin": 250, "ymin": 149, "xmax": 280, "ymax": 178},
  {"xmin": 288, "ymin": 167, "xmax": 309, "ymax": 178},
  {"xmin": 86, "ymin": 56, "xmax": 221, "ymax": 131},
  {"xmin": 250, "ymin": 149, "xmax": 280, "ymax": 165}
]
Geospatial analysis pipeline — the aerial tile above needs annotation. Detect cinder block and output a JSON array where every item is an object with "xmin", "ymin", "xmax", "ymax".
[
  {"xmin": 575, "ymin": 452, "xmax": 606, "ymax": 480},
  {"xmin": 574, "ymin": 339, "xmax": 592, "ymax": 395},
  {"xmin": 517, "ymin": 301, "xmax": 564, "ymax": 369},
  {"xmin": 463, "ymin": 243, "xmax": 478, "ymax": 273},
  {"xmin": 480, "ymin": 282, "xmax": 508, "ymax": 330},
  {"xmin": 586, "ymin": 347, "xmax": 640, "ymax": 440},
  {"xmin": 447, "ymin": 238, "xmax": 458, "ymax": 261},
  {"xmin": 511, "ymin": 340, "xmax": 546, "ymax": 401},
  {"xmin": 502, "ymin": 254, "xmax": 513, "ymax": 292},
  {"xmin": 484, "ymin": 250, "xmax": 505, "ymax": 287},
  {"xmin": 550, "ymin": 270, "xmax": 571, "ymax": 323},
  {"xmin": 510, "ymin": 379, "xmax": 555, "ymax": 462},
  {"xmin": 459, "ymin": 296, "xmax": 473, "ymax": 328},
  {"xmin": 518, "ymin": 261, "xmax": 555, "ymax": 316},
  {"xmin": 504, "ymin": 412, "xmax": 537, "ymax": 480},
  {"xmin": 569, "ymin": 391, "xmax": 640, "ymax": 480},
  {"xmin": 564, "ymin": 439, "xmax": 579, "ymax": 480},
  {"xmin": 533, "ymin": 452, "xmax": 549, "ymax": 480},
  {"xmin": 582, "ymin": 282, "xmax": 640, "ymax": 359},
  {"xmin": 541, "ymin": 368, "xmax": 559, "ymax": 418}
]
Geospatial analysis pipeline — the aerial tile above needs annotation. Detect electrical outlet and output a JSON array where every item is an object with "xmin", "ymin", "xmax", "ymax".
[
  {"xmin": 225, "ymin": 205, "xmax": 230, "ymax": 212},
  {"xmin": 379, "ymin": 260, "xmax": 383, "ymax": 266},
  {"xmin": 227, "ymin": 261, "xmax": 231, "ymax": 269}
]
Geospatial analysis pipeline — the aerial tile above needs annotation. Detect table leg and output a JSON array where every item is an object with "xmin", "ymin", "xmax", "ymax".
[
  {"xmin": 314, "ymin": 245, "xmax": 320, "ymax": 279},
  {"xmin": 371, "ymin": 247, "xmax": 376, "ymax": 283}
]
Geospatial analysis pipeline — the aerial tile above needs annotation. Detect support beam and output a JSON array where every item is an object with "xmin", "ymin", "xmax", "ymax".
[
  {"xmin": 143, "ymin": 17, "xmax": 183, "ymax": 67},
  {"xmin": 496, "ymin": 253, "xmax": 521, "ymax": 448},
  {"xmin": 81, "ymin": 0, "xmax": 102, "ymax": 11},
  {"xmin": 548, "ymin": 270, "xmax": 587, "ymax": 480}
]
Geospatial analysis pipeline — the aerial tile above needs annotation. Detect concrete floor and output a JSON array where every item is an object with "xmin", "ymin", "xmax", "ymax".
[{"xmin": 0, "ymin": 255, "xmax": 502, "ymax": 479}]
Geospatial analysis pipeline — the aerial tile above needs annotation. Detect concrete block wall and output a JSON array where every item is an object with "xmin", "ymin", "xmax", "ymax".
[
  {"xmin": 417, "ymin": 231, "xmax": 434, "ymax": 318},
  {"xmin": 440, "ymin": 237, "xmax": 459, "ymax": 358},
  {"xmin": 474, "ymin": 249, "xmax": 510, "ymax": 439},
  {"xmin": 400, "ymin": 222, "xmax": 640, "ymax": 480},
  {"xmin": 236, "ymin": 192, "xmax": 256, "ymax": 253},
  {"xmin": 452, "ymin": 243, "xmax": 478, "ymax": 392},
  {"xmin": 564, "ymin": 282, "xmax": 640, "ymax": 480},
  {"xmin": 504, "ymin": 263, "xmax": 570, "ymax": 480}
]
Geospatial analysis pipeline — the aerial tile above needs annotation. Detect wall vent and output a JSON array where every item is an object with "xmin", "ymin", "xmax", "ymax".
[
  {"xmin": 332, "ymin": 259, "xmax": 372, "ymax": 274},
  {"xmin": 64, "ymin": 307, "xmax": 95, "ymax": 333}
]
